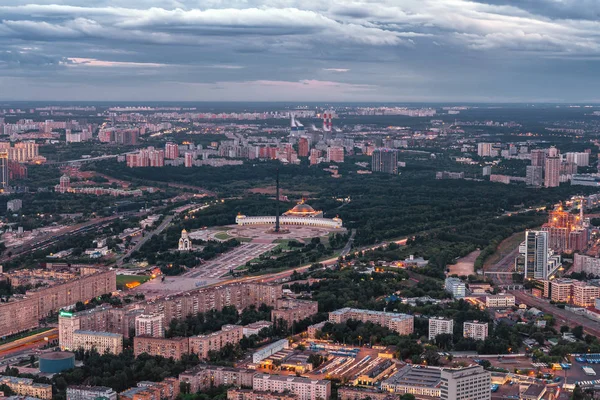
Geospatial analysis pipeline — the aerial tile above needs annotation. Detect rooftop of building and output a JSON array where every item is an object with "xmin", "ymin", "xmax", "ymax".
[
  {"xmin": 181, "ymin": 365, "xmax": 253, "ymax": 375},
  {"xmin": 383, "ymin": 365, "xmax": 442, "ymax": 388},
  {"xmin": 67, "ymin": 385, "xmax": 115, "ymax": 393},
  {"xmin": 39, "ymin": 351, "xmax": 74, "ymax": 360},
  {"xmin": 194, "ymin": 325, "xmax": 242, "ymax": 339},
  {"xmin": 228, "ymin": 388, "xmax": 299, "ymax": 398},
  {"xmin": 429, "ymin": 316, "xmax": 453, "ymax": 321},
  {"xmin": 523, "ymin": 383, "xmax": 546, "ymax": 397},
  {"xmin": 441, "ymin": 365, "xmax": 487, "ymax": 378},
  {"xmin": 330, "ymin": 307, "xmax": 412, "ymax": 320},
  {"xmin": 135, "ymin": 335, "xmax": 187, "ymax": 342},
  {"xmin": 245, "ymin": 320, "xmax": 273, "ymax": 329},
  {"xmin": 73, "ymin": 330, "xmax": 123, "ymax": 338},
  {"xmin": 254, "ymin": 373, "xmax": 329, "ymax": 385},
  {"xmin": 282, "ymin": 200, "xmax": 322, "ymax": 217},
  {"xmin": 0, "ymin": 376, "xmax": 34, "ymax": 385},
  {"xmin": 118, "ymin": 387, "xmax": 145, "ymax": 397}
]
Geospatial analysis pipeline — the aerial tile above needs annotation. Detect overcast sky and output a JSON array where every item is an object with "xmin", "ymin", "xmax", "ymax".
[{"xmin": 1, "ymin": 0, "xmax": 600, "ymax": 102}]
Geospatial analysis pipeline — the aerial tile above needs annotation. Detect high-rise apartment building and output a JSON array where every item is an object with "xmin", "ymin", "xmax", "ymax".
[
  {"xmin": 526, "ymin": 165, "xmax": 543, "ymax": 186},
  {"xmin": 135, "ymin": 314, "xmax": 164, "ymax": 338},
  {"xmin": 309, "ymin": 149, "xmax": 321, "ymax": 165},
  {"xmin": 477, "ymin": 143, "xmax": 493, "ymax": 157},
  {"xmin": 298, "ymin": 137, "xmax": 310, "ymax": 157},
  {"xmin": 524, "ymin": 230, "xmax": 549, "ymax": 279},
  {"xmin": 327, "ymin": 146, "xmax": 344, "ymax": 163},
  {"xmin": 544, "ymin": 147, "xmax": 560, "ymax": 188},
  {"xmin": 0, "ymin": 151, "xmax": 8, "ymax": 190},
  {"xmin": 372, "ymin": 148, "xmax": 398, "ymax": 174},
  {"xmin": 574, "ymin": 253, "xmax": 600, "ymax": 276},
  {"xmin": 428, "ymin": 317, "xmax": 454, "ymax": 340},
  {"xmin": 530, "ymin": 149, "xmax": 546, "ymax": 167},
  {"xmin": 184, "ymin": 152, "xmax": 194, "ymax": 168},
  {"xmin": 165, "ymin": 142, "xmax": 179, "ymax": 159},
  {"xmin": 463, "ymin": 321, "xmax": 488, "ymax": 341},
  {"xmin": 0, "ymin": 142, "xmax": 40, "ymax": 162},
  {"xmin": 540, "ymin": 204, "xmax": 587, "ymax": 253},
  {"xmin": 440, "ymin": 366, "xmax": 491, "ymax": 400},
  {"xmin": 126, "ymin": 147, "xmax": 165, "ymax": 167},
  {"xmin": 565, "ymin": 152, "xmax": 590, "ymax": 167}
]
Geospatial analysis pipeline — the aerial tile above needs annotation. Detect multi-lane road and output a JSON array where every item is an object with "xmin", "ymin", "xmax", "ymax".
[
  {"xmin": 0, "ymin": 329, "xmax": 58, "ymax": 359},
  {"xmin": 117, "ymin": 214, "xmax": 174, "ymax": 265}
]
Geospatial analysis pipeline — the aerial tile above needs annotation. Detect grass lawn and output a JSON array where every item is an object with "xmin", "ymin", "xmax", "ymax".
[
  {"xmin": 272, "ymin": 239, "xmax": 296, "ymax": 251},
  {"xmin": 214, "ymin": 232, "xmax": 232, "ymax": 240},
  {"xmin": 116, "ymin": 274, "xmax": 150, "ymax": 289}
]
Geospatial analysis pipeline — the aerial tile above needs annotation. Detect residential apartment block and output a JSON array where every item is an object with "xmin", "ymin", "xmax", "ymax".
[
  {"xmin": 72, "ymin": 330, "xmax": 123, "ymax": 355},
  {"xmin": 141, "ymin": 282, "xmax": 281, "ymax": 328},
  {"xmin": 66, "ymin": 385, "xmax": 117, "ymax": 400},
  {"xmin": 463, "ymin": 321, "xmax": 489, "ymax": 341},
  {"xmin": 135, "ymin": 314, "xmax": 164, "ymax": 338},
  {"xmin": 59, "ymin": 306, "xmax": 143, "ymax": 350},
  {"xmin": 189, "ymin": 324, "xmax": 244, "ymax": 359},
  {"xmin": 252, "ymin": 374, "xmax": 331, "ymax": 400},
  {"xmin": 549, "ymin": 279, "xmax": 600, "ymax": 307},
  {"xmin": 133, "ymin": 336, "xmax": 190, "ymax": 360},
  {"xmin": 271, "ymin": 299, "xmax": 318, "ymax": 327},
  {"xmin": 329, "ymin": 308, "xmax": 414, "ymax": 335},
  {"xmin": 0, "ymin": 268, "xmax": 116, "ymax": 338},
  {"xmin": 118, "ymin": 378, "xmax": 179, "ymax": 400},
  {"xmin": 227, "ymin": 388, "xmax": 298, "ymax": 400},
  {"xmin": 0, "ymin": 375, "xmax": 52, "ymax": 399},
  {"xmin": 428, "ymin": 317, "xmax": 454, "ymax": 340},
  {"xmin": 179, "ymin": 365, "xmax": 255, "ymax": 393}
]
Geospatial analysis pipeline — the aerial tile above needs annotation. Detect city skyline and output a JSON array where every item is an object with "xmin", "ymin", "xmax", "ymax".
[{"xmin": 1, "ymin": 0, "xmax": 600, "ymax": 102}]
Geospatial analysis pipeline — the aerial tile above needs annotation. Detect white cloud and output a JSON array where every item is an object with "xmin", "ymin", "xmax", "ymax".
[{"xmin": 66, "ymin": 57, "xmax": 167, "ymax": 67}]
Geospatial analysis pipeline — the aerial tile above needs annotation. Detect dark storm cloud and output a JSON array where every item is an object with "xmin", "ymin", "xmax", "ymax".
[{"xmin": 0, "ymin": 0, "xmax": 599, "ymax": 101}]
